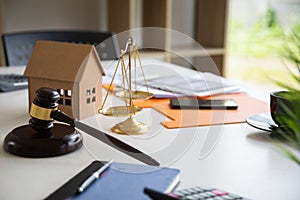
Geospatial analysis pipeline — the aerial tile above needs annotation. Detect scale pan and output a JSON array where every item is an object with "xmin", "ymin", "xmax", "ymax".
[
  {"xmin": 115, "ymin": 90, "xmax": 153, "ymax": 100},
  {"xmin": 99, "ymin": 105, "xmax": 142, "ymax": 117}
]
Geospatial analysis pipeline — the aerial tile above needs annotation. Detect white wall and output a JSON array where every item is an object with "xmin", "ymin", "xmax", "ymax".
[{"xmin": 2, "ymin": 0, "xmax": 107, "ymax": 33}]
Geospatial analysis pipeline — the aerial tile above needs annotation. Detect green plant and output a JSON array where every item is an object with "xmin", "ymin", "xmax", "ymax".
[
  {"xmin": 228, "ymin": 7, "xmax": 285, "ymax": 58},
  {"xmin": 271, "ymin": 29, "xmax": 300, "ymax": 165}
]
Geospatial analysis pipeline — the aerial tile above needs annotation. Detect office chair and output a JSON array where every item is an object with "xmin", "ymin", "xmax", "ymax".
[{"xmin": 2, "ymin": 30, "xmax": 120, "ymax": 66}]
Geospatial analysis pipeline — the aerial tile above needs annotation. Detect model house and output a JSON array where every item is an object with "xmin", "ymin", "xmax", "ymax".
[{"xmin": 24, "ymin": 40, "xmax": 105, "ymax": 120}]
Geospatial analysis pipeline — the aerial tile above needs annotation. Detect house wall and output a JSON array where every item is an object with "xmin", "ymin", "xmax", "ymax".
[
  {"xmin": 72, "ymin": 83, "xmax": 80, "ymax": 119},
  {"xmin": 28, "ymin": 78, "xmax": 76, "ymax": 119},
  {"xmin": 77, "ymin": 52, "xmax": 103, "ymax": 119}
]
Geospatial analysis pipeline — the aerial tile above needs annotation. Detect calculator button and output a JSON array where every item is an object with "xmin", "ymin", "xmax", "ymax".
[
  {"xmin": 173, "ymin": 191, "xmax": 187, "ymax": 197},
  {"xmin": 191, "ymin": 193, "xmax": 205, "ymax": 199},
  {"xmin": 185, "ymin": 188, "xmax": 197, "ymax": 194},
  {"xmin": 204, "ymin": 192, "xmax": 216, "ymax": 197},
  {"xmin": 212, "ymin": 197, "xmax": 224, "ymax": 200},
  {"xmin": 199, "ymin": 192, "xmax": 211, "ymax": 198},
  {"xmin": 185, "ymin": 196, "xmax": 199, "ymax": 200},
  {"xmin": 227, "ymin": 193, "xmax": 242, "ymax": 199},
  {"xmin": 206, "ymin": 192, "xmax": 216, "ymax": 197},
  {"xmin": 221, "ymin": 195, "xmax": 235, "ymax": 200},
  {"xmin": 212, "ymin": 189, "xmax": 228, "ymax": 196},
  {"xmin": 181, "ymin": 189, "xmax": 193, "ymax": 195},
  {"xmin": 193, "ymin": 187, "xmax": 205, "ymax": 193},
  {"xmin": 200, "ymin": 186, "xmax": 215, "ymax": 191},
  {"xmin": 169, "ymin": 193, "xmax": 180, "ymax": 198}
]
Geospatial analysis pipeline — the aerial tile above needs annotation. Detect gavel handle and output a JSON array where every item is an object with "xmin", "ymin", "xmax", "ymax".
[
  {"xmin": 50, "ymin": 110, "xmax": 160, "ymax": 166},
  {"xmin": 51, "ymin": 110, "xmax": 76, "ymax": 127}
]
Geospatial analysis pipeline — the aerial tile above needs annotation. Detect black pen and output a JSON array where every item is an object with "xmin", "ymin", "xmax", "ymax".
[
  {"xmin": 144, "ymin": 187, "xmax": 179, "ymax": 200},
  {"xmin": 77, "ymin": 160, "xmax": 113, "ymax": 193}
]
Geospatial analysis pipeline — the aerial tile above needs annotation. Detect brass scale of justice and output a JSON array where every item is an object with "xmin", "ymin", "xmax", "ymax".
[{"xmin": 99, "ymin": 37, "xmax": 153, "ymax": 135}]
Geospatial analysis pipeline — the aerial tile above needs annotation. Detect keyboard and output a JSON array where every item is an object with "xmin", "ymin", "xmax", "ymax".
[
  {"xmin": 144, "ymin": 186, "xmax": 251, "ymax": 200},
  {"xmin": 0, "ymin": 74, "xmax": 28, "ymax": 92}
]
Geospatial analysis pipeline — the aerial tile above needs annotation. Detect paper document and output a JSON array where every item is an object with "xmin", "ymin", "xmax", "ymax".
[
  {"xmin": 102, "ymin": 60, "xmax": 241, "ymax": 98},
  {"xmin": 135, "ymin": 73, "xmax": 240, "ymax": 98}
]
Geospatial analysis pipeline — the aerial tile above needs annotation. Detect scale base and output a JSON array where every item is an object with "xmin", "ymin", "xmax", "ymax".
[
  {"xmin": 3, "ymin": 123, "xmax": 83, "ymax": 157},
  {"xmin": 111, "ymin": 117, "xmax": 148, "ymax": 135}
]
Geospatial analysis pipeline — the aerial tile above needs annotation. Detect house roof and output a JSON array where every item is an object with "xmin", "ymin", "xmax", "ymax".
[{"xmin": 24, "ymin": 40, "xmax": 104, "ymax": 82}]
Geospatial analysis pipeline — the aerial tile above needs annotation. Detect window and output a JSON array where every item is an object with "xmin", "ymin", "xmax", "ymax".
[
  {"xmin": 65, "ymin": 99, "xmax": 71, "ymax": 106},
  {"xmin": 57, "ymin": 98, "xmax": 63, "ymax": 105},
  {"xmin": 57, "ymin": 89, "xmax": 64, "ymax": 96},
  {"xmin": 57, "ymin": 88, "xmax": 72, "ymax": 106},
  {"xmin": 66, "ymin": 89, "xmax": 72, "ymax": 97},
  {"xmin": 86, "ymin": 87, "xmax": 96, "ymax": 104},
  {"xmin": 86, "ymin": 89, "xmax": 91, "ymax": 96}
]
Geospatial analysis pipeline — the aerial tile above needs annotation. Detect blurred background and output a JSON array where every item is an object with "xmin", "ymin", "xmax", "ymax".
[
  {"xmin": 0, "ymin": 0, "xmax": 299, "ymax": 95},
  {"xmin": 227, "ymin": 0, "xmax": 300, "ymax": 93}
]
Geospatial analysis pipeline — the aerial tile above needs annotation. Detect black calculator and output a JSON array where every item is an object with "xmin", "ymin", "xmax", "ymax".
[
  {"xmin": 144, "ymin": 186, "xmax": 251, "ymax": 200},
  {"xmin": 0, "ymin": 74, "xmax": 28, "ymax": 92}
]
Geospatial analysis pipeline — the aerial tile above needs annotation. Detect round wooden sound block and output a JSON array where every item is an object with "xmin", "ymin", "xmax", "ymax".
[{"xmin": 3, "ymin": 123, "xmax": 83, "ymax": 157}]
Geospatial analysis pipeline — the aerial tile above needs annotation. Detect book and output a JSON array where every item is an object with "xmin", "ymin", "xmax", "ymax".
[{"xmin": 45, "ymin": 161, "xmax": 180, "ymax": 200}]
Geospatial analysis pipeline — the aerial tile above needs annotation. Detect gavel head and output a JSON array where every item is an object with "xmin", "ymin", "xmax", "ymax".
[
  {"xmin": 3, "ymin": 87, "xmax": 82, "ymax": 157},
  {"xmin": 29, "ymin": 87, "xmax": 60, "ymax": 131}
]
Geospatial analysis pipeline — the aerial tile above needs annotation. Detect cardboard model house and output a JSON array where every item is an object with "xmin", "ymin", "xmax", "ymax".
[{"xmin": 24, "ymin": 40, "xmax": 105, "ymax": 120}]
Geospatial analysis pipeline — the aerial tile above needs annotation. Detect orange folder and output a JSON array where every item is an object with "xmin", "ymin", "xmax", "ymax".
[{"xmin": 133, "ymin": 93, "xmax": 268, "ymax": 129}]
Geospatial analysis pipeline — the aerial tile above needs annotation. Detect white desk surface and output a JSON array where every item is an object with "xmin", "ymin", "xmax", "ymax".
[{"xmin": 0, "ymin": 62, "xmax": 300, "ymax": 200}]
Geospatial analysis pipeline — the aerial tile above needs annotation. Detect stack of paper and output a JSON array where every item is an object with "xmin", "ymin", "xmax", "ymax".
[{"xmin": 102, "ymin": 59, "xmax": 241, "ymax": 98}]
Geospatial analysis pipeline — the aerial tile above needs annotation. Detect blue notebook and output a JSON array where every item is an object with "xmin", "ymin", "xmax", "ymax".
[{"xmin": 46, "ymin": 161, "xmax": 180, "ymax": 200}]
